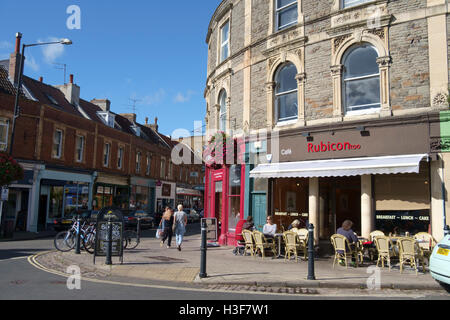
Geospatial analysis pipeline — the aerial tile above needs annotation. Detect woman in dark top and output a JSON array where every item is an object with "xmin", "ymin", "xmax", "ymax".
[
  {"xmin": 160, "ymin": 207, "xmax": 174, "ymax": 248},
  {"xmin": 242, "ymin": 216, "xmax": 255, "ymax": 231}
]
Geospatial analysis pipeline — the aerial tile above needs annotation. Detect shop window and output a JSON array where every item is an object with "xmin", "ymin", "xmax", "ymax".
[
  {"xmin": 75, "ymin": 135, "xmax": 84, "ymax": 163},
  {"xmin": 343, "ymin": 44, "xmax": 380, "ymax": 115},
  {"xmin": 220, "ymin": 21, "xmax": 230, "ymax": 63},
  {"xmin": 228, "ymin": 165, "xmax": 241, "ymax": 233},
  {"xmin": 275, "ymin": 63, "xmax": 298, "ymax": 123},
  {"xmin": 276, "ymin": 0, "xmax": 298, "ymax": 31},
  {"xmin": 52, "ymin": 129, "xmax": 63, "ymax": 159},
  {"xmin": 342, "ymin": 0, "xmax": 373, "ymax": 9},
  {"xmin": 219, "ymin": 90, "xmax": 227, "ymax": 132},
  {"xmin": 0, "ymin": 118, "xmax": 9, "ymax": 152},
  {"xmin": 49, "ymin": 186, "xmax": 63, "ymax": 219},
  {"xmin": 63, "ymin": 183, "xmax": 89, "ymax": 216}
]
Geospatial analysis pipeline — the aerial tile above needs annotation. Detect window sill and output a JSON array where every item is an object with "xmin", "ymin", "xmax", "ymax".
[{"xmin": 276, "ymin": 119, "xmax": 298, "ymax": 127}]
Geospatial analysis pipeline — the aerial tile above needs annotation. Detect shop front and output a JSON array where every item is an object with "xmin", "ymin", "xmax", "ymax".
[
  {"xmin": 34, "ymin": 168, "xmax": 95, "ymax": 232},
  {"xmin": 155, "ymin": 181, "xmax": 176, "ymax": 214},
  {"xmin": 93, "ymin": 173, "xmax": 129, "ymax": 210},
  {"xmin": 130, "ymin": 177, "xmax": 155, "ymax": 212},
  {"xmin": 250, "ymin": 118, "xmax": 435, "ymax": 244},
  {"xmin": 204, "ymin": 135, "xmax": 246, "ymax": 246},
  {"xmin": 176, "ymin": 187, "xmax": 203, "ymax": 210}
]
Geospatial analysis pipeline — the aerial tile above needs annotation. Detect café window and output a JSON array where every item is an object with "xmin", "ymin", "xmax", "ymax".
[
  {"xmin": 275, "ymin": 62, "xmax": 298, "ymax": 123},
  {"xmin": 276, "ymin": 0, "xmax": 298, "ymax": 31},
  {"xmin": 228, "ymin": 165, "xmax": 242, "ymax": 233},
  {"xmin": 375, "ymin": 163, "xmax": 431, "ymax": 235},
  {"xmin": 0, "ymin": 118, "xmax": 9, "ymax": 152},
  {"xmin": 343, "ymin": 44, "xmax": 381, "ymax": 115}
]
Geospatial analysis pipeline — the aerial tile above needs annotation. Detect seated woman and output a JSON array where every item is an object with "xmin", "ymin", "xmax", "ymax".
[
  {"xmin": 290, "ymin": 220, "xmax": 301, "ymax": 234},
  {"xmin": 336, "ymin": 220, "xmax": 359, "ymax": 266},
  {"xmin": 263, "ymin": 216, "xmax": 277, "ymax": 238}
]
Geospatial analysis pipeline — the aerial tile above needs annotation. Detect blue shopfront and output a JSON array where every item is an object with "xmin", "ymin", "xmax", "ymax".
[{"xmin": 31, "ymin": 168, "xmax": 96, "ymax": 232}]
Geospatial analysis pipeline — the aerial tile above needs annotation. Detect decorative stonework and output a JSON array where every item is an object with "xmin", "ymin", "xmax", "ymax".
[
  {"xmin": 268, "ymin": 57, "xmax": 278, "ymax": 71},
  {"xmin": 376, "ymin": 56, "xmax": 392, "ymax": 67},
  {"xmin": 431, "ymin": 137, "xmax": 450, "ymax": 152},
  {"xmin": 330, "ymin": 64, "xmax": 344, "ymax": 76},
  {"xmin": 368, "ymin": 28, "xmax": 385, "ymax": 41},
  {"xmin": 295, "ymin": 73, "xmax": 307, "ymax": 83},
  {"xmin": 333, "ymin": 34, "xmax": 351, "ymax": 54},
  {"xmin": 433, "ymin": 92, "xmax": 449, "ymax": 107}
]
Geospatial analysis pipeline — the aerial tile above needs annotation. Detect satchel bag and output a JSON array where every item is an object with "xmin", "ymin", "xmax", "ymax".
[{"xmin": 156, "ymin": 225, "xmax": 165, "ymax": 239}]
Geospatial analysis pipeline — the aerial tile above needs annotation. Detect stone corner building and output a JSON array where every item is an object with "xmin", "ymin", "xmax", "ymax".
[{"xmin": 204, "ymin": 0, "xmax": 450, "ymax": 246}]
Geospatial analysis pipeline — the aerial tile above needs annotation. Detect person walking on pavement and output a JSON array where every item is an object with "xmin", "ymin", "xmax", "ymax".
[
  {"xmin": 160, "ymin": 207, "xmax": 174, "ymax": 249},
  {"xmin": 173, "ymin": 204, "xmax": 188, "ymax": 251}
]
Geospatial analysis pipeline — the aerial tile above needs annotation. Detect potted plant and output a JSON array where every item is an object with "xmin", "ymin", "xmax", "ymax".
[{"xmin": 0, "ymin": 153, "xmax": 24, "ymax": 187}]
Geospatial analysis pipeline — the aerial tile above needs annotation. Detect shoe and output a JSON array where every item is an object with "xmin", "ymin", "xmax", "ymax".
[
  {"xmin": 178, "ymin": 246, "xmax": 181, "ymax": 252},
  {"xmin": 160, "ymin": 241, "xmax": 163, "ymax": 247},
  {"xmin": 339, "ymin": 260, "xmax": 345, "ymax": 266},
  {"xmin": 167, "ymin": 246, "xmax": 171, "ymax": 249}
]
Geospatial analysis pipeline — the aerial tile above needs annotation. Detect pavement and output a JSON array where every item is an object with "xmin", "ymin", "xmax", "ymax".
[{"xmin": 32, "ymin": 229, "xmax": 447, "ymax": 293}]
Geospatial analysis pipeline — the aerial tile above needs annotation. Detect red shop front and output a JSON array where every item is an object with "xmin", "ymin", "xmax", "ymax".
[{"xmin": 204, "ymin": 135, "xmax": 246, "ymax": 246}]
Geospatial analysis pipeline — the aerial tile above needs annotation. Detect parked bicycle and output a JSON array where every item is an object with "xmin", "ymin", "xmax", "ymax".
[
  {"xmin": 54, "ymin": 217, "xmax": 96, "ymax": 254},
  {"xmin": 123, "ymin": 217, "xmax": 142, "ymax": 250}
]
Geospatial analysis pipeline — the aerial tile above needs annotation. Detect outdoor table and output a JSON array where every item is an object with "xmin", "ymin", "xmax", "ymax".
[{"xmin": 274, "ymin": 233, "xmax": 284, "ymax": 258}]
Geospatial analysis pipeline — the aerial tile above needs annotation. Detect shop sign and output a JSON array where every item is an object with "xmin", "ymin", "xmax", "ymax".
[
  {"xmin": 94, "ymin": 208, "xmax": 124, "ymax": 265},
  {"xmin": 162, "ymin": 184, "xmax": 172, "ymax": 197},
  {"xmin": 1, "ymin": 187, "xmax": 9, "ymax": 201},
  {"xmin": 307, "ymin": 141, "xmax": 361, "ymax": 153},
  {"xmin": 202, "ymin": 218, "xmax": 218, "ymax": 241}
]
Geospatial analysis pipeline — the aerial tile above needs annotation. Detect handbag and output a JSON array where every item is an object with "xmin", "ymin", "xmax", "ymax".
[{"xmin": 156, "ymin": 225, "xmax": 164, "ymax": 239}]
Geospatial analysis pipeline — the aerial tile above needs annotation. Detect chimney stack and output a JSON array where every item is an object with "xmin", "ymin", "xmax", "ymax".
[
  {"xmin": 150, "ymin": 117, "xmax": 159, "ymax": 132},
  {"xmin": 55, "ymin": 73, "xmax": 80, "ymax": 106},
  {"xmin": 39, "ymin": 76, "xmax": 43, "ymax": 83},
  {"xmin": 91, "ymin": 99, "xmax": 111, "ymax": 112},
  {"xmin": 119, "ymin": 113, "xmax": 137, "ymax": 124},
  {"xmin": 9, "ymin": 32, "xmax": 23, "ymax": 85}
]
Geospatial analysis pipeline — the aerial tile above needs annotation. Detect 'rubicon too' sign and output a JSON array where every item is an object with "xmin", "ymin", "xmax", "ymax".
[{"xmin": 308, "ymin": 141, "xmax": 361, "ymax": 153}]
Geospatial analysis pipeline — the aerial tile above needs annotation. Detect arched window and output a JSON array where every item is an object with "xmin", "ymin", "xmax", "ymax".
[
  {"xmin": 343, "ymin": 44, "xmax": 380, "ymax": 115},
  {"xmin": 219, "ymin": 90, "xmax": 227, "ymax": 131},
  {"xmin": 275, "ymin": 63, "xmax": 298, "ymax": 123}
]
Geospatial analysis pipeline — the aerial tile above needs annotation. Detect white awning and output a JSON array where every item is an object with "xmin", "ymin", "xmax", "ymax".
[{"xmin": 250, "ymin": 154, "xmax": 429, "ymax": 179}]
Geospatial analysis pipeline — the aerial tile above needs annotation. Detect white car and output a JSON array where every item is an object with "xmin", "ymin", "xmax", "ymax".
[{"xmin": 429, "ymin": 234, "xmax": 450, "ymax": 293}]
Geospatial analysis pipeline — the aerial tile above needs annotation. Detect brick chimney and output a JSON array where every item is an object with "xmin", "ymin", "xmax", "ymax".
[
  {"xmin": 9, "ymin": 32, "xmax": 23, "ymax": 86},
  {"xmin": 55, "ymin": 73, "xmax": 80, "ymax": 106},
  {"xmin": 150, "ymin": 117, "xmax": 159, "ymax": 132},
  {"xmin": 91, "ymin": 99, "xmax": 111, "ymax": 112},
  {"xmin": 120, "ymin": 113, "xmax": 137, "ymax": 124}
]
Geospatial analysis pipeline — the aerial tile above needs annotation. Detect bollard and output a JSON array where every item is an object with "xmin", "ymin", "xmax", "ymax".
[
  {"xmin": 199, "ymin": 219, "xmax": 207, "ymax": 278},
  {"xmin": 307, "ymin": 223, "xmax": 316, "ymax": 280},
  {"xmin": 75, "ymin": 214, "xmax": 81, "ymax": 255},
  {"xmin": 105, "ymin": 217, "xmax": 113, "ymax": 265},
  {"xmin": 137, "ymin": 217, "xmax": 141, "ymax": 243}
]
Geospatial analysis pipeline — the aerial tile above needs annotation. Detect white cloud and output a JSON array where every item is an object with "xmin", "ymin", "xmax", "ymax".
[
  {"xmin": 25, "ymin": 54, "xmax": 40, "ymax": 72},
  {"xmin": 39, "ymin": 37, "xmax": 65, "ymax": 64},
  {"xmin": 142, "ymin": 89, "xmax": 166, "ymax": 106},
  {"xmin": 174, "ymin": 90, "xmax": 196, "ymax": 103}
]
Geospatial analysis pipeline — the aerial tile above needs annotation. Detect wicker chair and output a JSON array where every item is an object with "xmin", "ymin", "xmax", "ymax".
[
  {"xmin": 374, "ymin": 236, "xmax": 395, "ymax": 271},
  {"xmin": 331, "ymin": 234, "xmax": 360, "ymax": 268},
  {"xmin": 242, "ymin": 230, "xmax": 256, "ymax": 257},
  {"xmin": 297, "ymin": 228, "xmax": 309, "ymax": 260},
  {"xmin": 414, "ymin": 232, "xmax": 437, "ymax": 260},
  {"xmin": 397, "ymin": 237, "xmax": 426, "ymax": 275},
  {"xmin": 368, "ymin": 230, "xmax": 386, "ymax": 260},
  {"xmin": 253, "ymin": 230, "xmax": 277, "ymax": 259},
  {"xmin": 283, "ymin": 231, "xmax": 301, "ymax": 262}
]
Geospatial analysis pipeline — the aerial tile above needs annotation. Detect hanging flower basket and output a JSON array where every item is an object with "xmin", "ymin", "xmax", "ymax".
[
  {"xmin": 203, "ymin": 132, "xmax": 237, "ymax": 168},
  {"xmin": 0, "ymin": 153, "xmax": 24, "ymax": 187}
]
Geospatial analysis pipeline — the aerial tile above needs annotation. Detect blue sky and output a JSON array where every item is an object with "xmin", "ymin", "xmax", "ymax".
[{"xmin": 0, "ymin": 0, "xmax": 221, "ymax": 136}]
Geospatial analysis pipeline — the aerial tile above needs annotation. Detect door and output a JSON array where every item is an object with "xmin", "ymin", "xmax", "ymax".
[
  {"xmin": 214, "ymin": 181, "xmax": 223, "ymax": 239},
  {"xmin": 252, "ymin": 193, "xmax": 267, "ymax": 232},
  {"xmin": 38, "ymin": 195, "xmax": 48, "ymax": 231}
]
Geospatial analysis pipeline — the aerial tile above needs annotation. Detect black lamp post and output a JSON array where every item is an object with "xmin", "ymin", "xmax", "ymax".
[{"xmin": 9, "ymin": 33, "xmax": 72, "ymax": 156}]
